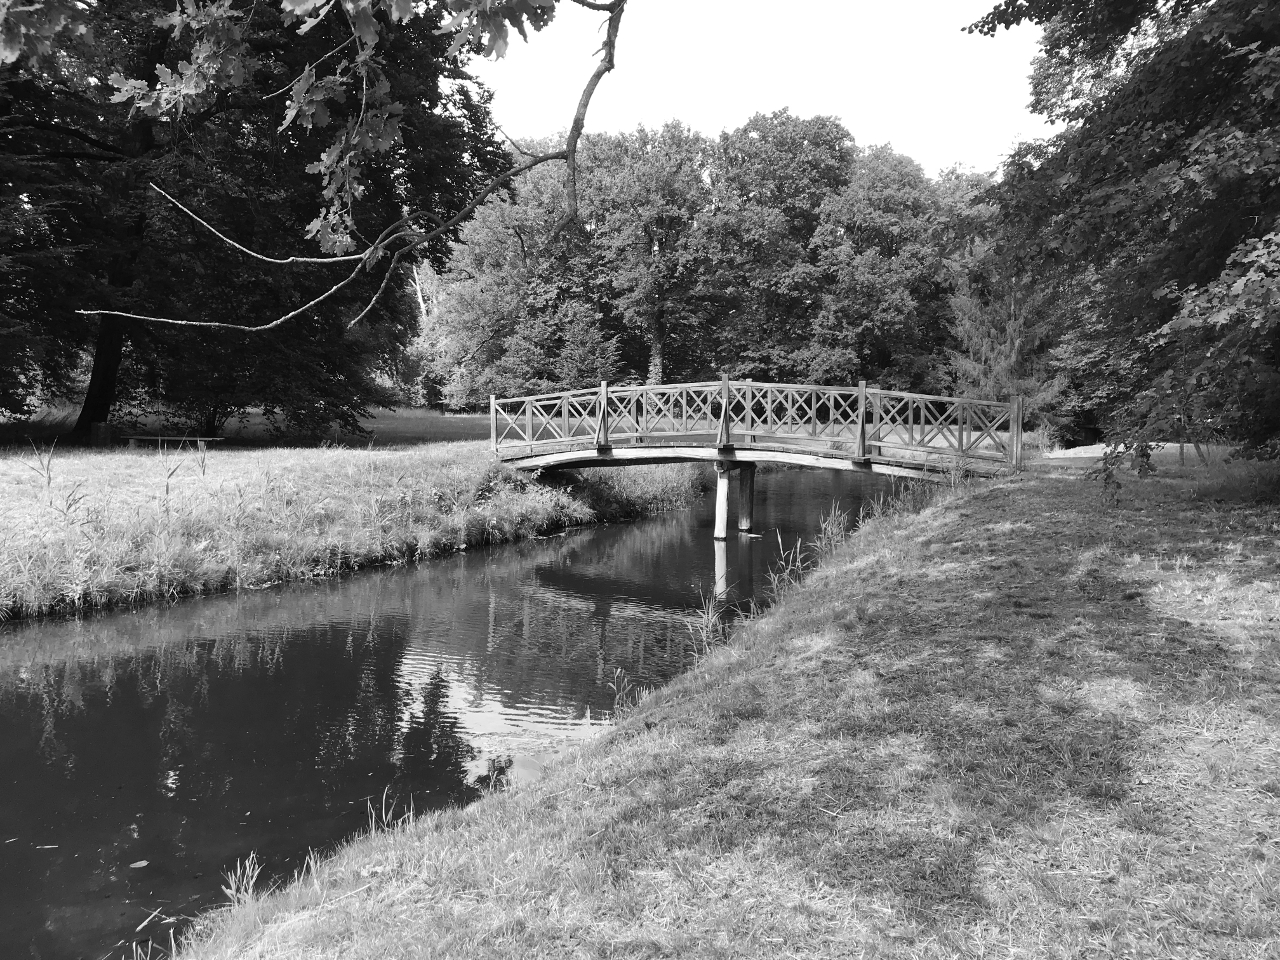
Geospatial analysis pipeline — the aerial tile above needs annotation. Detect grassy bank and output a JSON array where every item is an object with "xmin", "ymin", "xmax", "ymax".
[
  {"xmin": 0, "ymin": 442, "xmax": 705, "ymax": 621},
  {"xmin": 176, "ymin": 462, "xmax": 1279, "ymax": 960}
]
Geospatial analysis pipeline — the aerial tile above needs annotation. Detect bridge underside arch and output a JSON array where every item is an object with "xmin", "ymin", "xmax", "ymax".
[{"xmin": 499, "ymin": 443, "xmax": 944, "ymax": 480}]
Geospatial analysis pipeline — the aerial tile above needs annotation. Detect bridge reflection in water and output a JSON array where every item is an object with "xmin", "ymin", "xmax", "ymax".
[{"xmin": 493, "ymin": 377, "xmax": 1023, "ymax": 537}]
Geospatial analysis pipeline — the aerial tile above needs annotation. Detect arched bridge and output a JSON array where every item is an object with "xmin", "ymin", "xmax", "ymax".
[{"xmin": 491, "ymin": 378, "xmax": 1023, "ymax": 538}]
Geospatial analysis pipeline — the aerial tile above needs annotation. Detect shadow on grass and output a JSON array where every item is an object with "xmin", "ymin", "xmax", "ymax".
[{"xmin": 585, "ymin": 478, "xmax": 1277, "ymax": 935}]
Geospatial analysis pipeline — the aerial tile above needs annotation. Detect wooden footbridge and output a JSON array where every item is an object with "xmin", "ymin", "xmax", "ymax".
[{"xmin": 491, "ymin": 378, "xmax": 1023, "ymax": 539}]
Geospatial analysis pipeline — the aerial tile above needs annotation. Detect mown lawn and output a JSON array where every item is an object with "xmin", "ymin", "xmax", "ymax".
[{"xmin": 177, "ymin": 463, "xmax": 1279, "ymax": 959}]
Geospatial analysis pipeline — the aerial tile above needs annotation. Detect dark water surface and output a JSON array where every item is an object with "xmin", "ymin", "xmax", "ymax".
[{"xmin": 0, "ymin": 468, "xmax": 891, "ymax": 959}]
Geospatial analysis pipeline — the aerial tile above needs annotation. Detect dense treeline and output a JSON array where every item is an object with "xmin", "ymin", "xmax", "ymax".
[{"xmin": 422, "ymin": 115, "xmax": 1028, "ymax": 413}]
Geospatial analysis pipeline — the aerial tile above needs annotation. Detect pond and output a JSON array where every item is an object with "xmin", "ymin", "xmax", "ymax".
[{"xmin": 0, "ymin": 466, "xmax": 894, "ymax": 960}]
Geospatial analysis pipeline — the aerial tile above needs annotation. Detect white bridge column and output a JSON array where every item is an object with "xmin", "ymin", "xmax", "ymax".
[
  {"xmin": 714, "ymin": 461, "xmax": 757, "ymax": 540},
  {"xmin": 714, "ymin": 462, "xmax": 731, "ymax": 540}
]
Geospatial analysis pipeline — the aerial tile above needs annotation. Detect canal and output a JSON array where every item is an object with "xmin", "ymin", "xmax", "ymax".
[{"xmin": 0, "ymin": 467, "xmax": 893, "ymax": 959}]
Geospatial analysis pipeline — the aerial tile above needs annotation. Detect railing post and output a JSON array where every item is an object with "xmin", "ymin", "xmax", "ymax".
[
  {"xmin": 744, "ymin": 379, "xmax": 754, "ymax": 443},
  {"xmin": 595, "ymin": 380, "xmax": 610, "ymax": 449},
  {"xmin": 871, "ymin": 387, "xmax": 881, "ymax": 457},
  {"xmin": 717, "ymin": 374, "xmax": 731, "ymax": 448},
  {"xmin": 1009, "ymin": 396, "xmax": 1024, "ymax": 472},
  {"xmin": 525, "ymin": 400, "xmax": 533, "ymax": 445},
  {"xmin": 855, "ymin": 380, "xmax": 866, "ymax": 458},
  {"xmin": 563, "ymin": 392, "xmax": 569, "ymax": 440},
  {"xmin": 490, "ymin": 394, "xmax": 496, "ymax": 452}
]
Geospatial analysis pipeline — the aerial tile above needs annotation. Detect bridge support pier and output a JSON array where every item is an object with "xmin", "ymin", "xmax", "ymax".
[
  {"xmin": 714, "ymin": 461, "xmax": 757, "ymax": 540},
  {"xmin": 714, "ymin": 462, "xmax": 731, "ymax": 540}
]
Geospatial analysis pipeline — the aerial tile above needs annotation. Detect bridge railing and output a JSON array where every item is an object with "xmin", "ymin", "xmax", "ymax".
[{"xmin": 492, "ymin": 379, "xmax": 1023, "ymax": 470}]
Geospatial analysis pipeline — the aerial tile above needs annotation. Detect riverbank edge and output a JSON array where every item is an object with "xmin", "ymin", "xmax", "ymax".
[
  {"xmin": 173, "ymin": 465, "xmax": 1280, "ymax": 960},
  {"xmin": 0, "ymin": 447, "xmax": 708, "ymax": 624}
]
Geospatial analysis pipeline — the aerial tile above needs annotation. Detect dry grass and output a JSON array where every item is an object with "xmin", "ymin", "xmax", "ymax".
[
  {"xmin": 0, "ymin": 442, "xmax": 704, "ymax": 621},
  {"xmin": 173, "ymin": 463, "xmax": 1280, "ymax": 959}
]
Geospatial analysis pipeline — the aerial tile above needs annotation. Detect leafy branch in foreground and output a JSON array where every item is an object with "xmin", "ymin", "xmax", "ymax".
[{"xmin": 66, "ymin": 0, "xmax": 626, "ymax": 332}]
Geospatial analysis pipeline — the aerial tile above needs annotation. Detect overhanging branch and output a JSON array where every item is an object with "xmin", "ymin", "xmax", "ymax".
[{"xmin": 76, "ymin": 0, "xmax": 626, "ymax": 332}]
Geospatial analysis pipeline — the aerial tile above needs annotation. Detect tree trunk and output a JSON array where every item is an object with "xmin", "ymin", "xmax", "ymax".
[
  {"xmin": 646, "ymin": 315, "xmax": 666, "ymax": 385},
  {"xmin": 73, "ymin": 317, "xmax": 126, "ymax": 433},
  {"xmin": 72, "ymin": 30, "xmax": 166, "ymax": 437}
]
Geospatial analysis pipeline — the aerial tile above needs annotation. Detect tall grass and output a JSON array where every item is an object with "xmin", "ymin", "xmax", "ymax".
[{"xmin": 0, "ymin": 443, "xmax": 704, "ymax": 622}]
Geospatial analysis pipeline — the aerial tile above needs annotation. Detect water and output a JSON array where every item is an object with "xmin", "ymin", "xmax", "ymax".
[{"xmin": 0, "ymin": 468, "xmax": 892, "ymax": 959}]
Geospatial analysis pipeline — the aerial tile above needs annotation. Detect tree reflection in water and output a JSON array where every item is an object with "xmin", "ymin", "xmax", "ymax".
[{"xmin": 0, "ymin": 627, "xmax": 506, "ymax": 960}]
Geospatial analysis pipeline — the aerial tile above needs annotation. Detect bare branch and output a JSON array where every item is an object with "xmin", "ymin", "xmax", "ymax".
[
  {"xmin": 74, "ymin": 258, "xmax": 368, "ymax": 332},
  {"xmin": 79, "ymin": 150, "xmax": 570, "ymax": 332},
  {"xmin": 346, "ymin": 245, "xmax": 412, "ymax": 327},
  {"xmin": 551, "ymin": 0, "xmax": 625, "ymax": 240},
  {"xmin": 495, "ymin": 123, "xmax": 536, "ymax": 158},
  {"xmin": 9, "ymin": 150, "xmax": 124, "ymax": 162},
  {"xmin": 148, "ymin": 183, "xmax": 367, "ymax": 264},
  {"xmin": 567, "ymin": 0, "xmax": 622, "ymax": 11}
]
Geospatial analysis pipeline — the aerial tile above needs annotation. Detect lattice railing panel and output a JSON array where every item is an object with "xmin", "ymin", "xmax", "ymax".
[
  {"xmin": 727, "ymin": 383, "xmax": 863, "ymax": 441},
  {"xmin": 865, "ymin": 391, "xmax": 1012, "ymax": 462},
  {"xmin": 493, "ymin": 381, "xmax": 1021, "ymax": 470}
]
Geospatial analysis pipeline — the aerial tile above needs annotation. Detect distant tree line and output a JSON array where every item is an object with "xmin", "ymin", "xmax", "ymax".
[{"xmin": 419, "ymin": 113, "xmax": 1064, "ymax": 430}]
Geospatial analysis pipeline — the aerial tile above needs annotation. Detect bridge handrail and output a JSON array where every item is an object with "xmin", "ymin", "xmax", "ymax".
[{"xmin": 491, "ymin": 379, "xmax": 1023, "ymax": 471}]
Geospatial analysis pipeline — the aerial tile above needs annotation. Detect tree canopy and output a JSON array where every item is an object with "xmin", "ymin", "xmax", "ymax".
[
  {"xmin": 2, "ymin": 0, "xmax": 509, "ymax": 430},
  {"xmin": 423, "ymin": 113, "xmax": 983, "ymax": 407},
  {"xmin": 992, "ymin": 0, "xmax": 1280, "ymax": 452},
  {"xmin": 4, "ymin": 0, "xmax": 1279, "ymax": 455}
]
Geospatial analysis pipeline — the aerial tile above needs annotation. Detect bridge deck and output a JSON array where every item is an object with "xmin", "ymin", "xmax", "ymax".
[{"xmin": 491, "ymin": 379, "xmax": 1023, "ymax": 479}]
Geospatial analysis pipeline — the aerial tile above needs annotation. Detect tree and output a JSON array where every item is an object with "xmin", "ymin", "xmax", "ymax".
[
  {"xmin": 3, "ymin": 0, "xmax": 631, "ymax": 437},
  {"xmin": 803, "ymin": 145, "xmax": 950, "ymax": 388},
  {"xmin": 584, "ymin": 122, "xmax": 722, "ymax": 383},
  {"xmin": 428, "ymin": 123, "xmax": 728, "ymax": 403},
  {"xmin": 2, "ymin": 0, "xmax": 508, "ymax": 432},
  {"xmin": 990, "ymin": 0, "xmax": 1280, "ymax": 451},
  {"xmin": 947, "ymin": 274, "xmax": 1063, "ymax": 423},
  {"xmin": 712, "ymin": 109, "xmax": 854, "ymax": 381}
]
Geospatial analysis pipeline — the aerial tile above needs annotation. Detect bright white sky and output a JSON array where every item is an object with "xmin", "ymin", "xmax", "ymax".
[{"xmin": 469, "ymin": 0, "xmax": 1056, "ymax": 178}]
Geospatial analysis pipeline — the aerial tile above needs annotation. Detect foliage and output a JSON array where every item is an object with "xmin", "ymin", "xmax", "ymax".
[
  {"xmin": 947, "ymin": 274, "xmax": 1063, "ymax": 423},
  {"xmin": 583, "ymin": 122, "xmax": 722, "ymax": 384},
  {"xmin": 711, "ymin": 109, "xmax": 853, "ymax": 381},
  {"xmin": 994, "ymin": 0, "xmax": 1280, "ymax": 452},
  {"xmin": 1, "ymin": 0, "xmax": 566, "ymax": 252},
  {"xmin": 1, "ymin": 0, "xmax": 506, "ymax": 432},
  {"xmin": 803, "ymin": 145, "xmax": 951, "ymax": 390},
  {"xmin": 429, "ymin": 114, "xmax": 979, "ymax": 407}
]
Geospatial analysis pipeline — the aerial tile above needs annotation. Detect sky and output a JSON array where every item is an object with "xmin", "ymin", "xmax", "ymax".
[{"xmin": 468, "ymin": 0, "xmax": 1057, "ymax": 178}]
